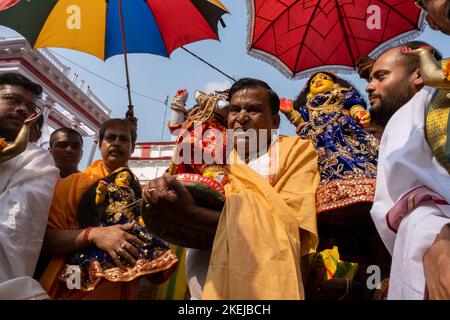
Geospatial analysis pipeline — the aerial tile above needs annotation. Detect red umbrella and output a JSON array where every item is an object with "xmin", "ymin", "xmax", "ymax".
[{"xmin": 247, "ymin": 0, "xmax": 425, "ymax": 78}]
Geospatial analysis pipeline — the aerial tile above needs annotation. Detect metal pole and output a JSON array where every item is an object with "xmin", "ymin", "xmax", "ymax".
[
  {"xmin": 181, "ymin": 47, "xmax": 236, "ymax": 82},
  {"xmin": 160, "ymin": 95, "xmax": 169, "ymax": 141},
  {"xmin": 87, "ymin": 135, "xmax": 98, "ymax": 166},
  {"xmin": 118, "ymin": 0, "xmax": 134, "ymax": 115}
]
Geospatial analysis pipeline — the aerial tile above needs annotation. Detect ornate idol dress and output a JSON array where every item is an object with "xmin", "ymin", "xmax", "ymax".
[
  {"xmin": 60, "ymin": 167, "xmax": 178, "ymax": 291},
  {"xmin": 410, "ymin": 47, "xmax": 450, "ymax": 173},
  {"xmin": 141, "ymin": 90, "xmax": 229, "ymax": 249},
  {"xmin": 281, "ymin": 72, "xmax": 385, "ymax": 299},
  {"xmin": 292, "ymin": 78, "xmax": 379, "ymax": 213}
]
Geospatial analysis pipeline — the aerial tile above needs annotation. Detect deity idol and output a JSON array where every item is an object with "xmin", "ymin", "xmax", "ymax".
[
  {"xmin": 281, "ymin": 72, "xmax": 379, "ymax": 214},
  {"xmin": 60, "ymin": 167, "xmax": 178, "ymax": 291},
  {"xmin": 281, "ymin": 72, "xmax": 386, "ymax": 300},
  {"xmin": 141, "ymin": 89, "xmax": 229, "ymax": 249}
]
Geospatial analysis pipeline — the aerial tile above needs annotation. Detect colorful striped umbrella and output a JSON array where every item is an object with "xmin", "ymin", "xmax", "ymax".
[{"xmin": 0, "ymin": 0, "xmax": 229, "ymax": 114}]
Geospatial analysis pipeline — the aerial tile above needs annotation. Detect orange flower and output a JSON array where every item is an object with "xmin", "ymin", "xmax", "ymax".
[
  {"xmin": 0, "ymin": 138, "xmax": 8, "ymax": 151},
  {"xmin": 443, "ymin": 60, "xmax": 450, "ymax": 81}
]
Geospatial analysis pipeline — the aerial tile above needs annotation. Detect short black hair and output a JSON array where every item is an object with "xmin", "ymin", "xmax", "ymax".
[
  {"xmin": 49, "ymin": 127, "xmax": 83, "ymax": 148},
  {"xmin": 228, "ymin": 78, "xmax": 280, "ymax": 115},
  {"xmin": 399, "ymin": 41, "xmax": 443, "ymax": 73},
  {"xmin": 99, "ymin": 118, "xmax": 137, "ymax": 145},
  {"xmin": 0, "ymin": 72, "xmax": 43, "ymax": 97}
]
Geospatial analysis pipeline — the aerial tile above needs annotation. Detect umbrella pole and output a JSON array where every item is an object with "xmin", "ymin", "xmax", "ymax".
[
  {"xmin": 118, "ymin": 0, "xmax": 135, "ymax": 123},
  {"xmin": 181, "ymin": 47, "xmax": 236, "ymax": 82},
  {"xmin": 160, "ymin": 95, "xmax": 169, "ymax": 142}
]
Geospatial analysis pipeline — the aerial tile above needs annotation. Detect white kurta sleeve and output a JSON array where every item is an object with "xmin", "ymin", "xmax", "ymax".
[{"xmin": 0, "ymin": 143, "xmax": 59, "ymax": 283}]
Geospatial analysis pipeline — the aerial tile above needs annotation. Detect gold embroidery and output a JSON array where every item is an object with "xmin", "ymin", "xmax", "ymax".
[
  {"xmin": 316, "ymin": 178, "xmax": 376, "ymax": 213},
  {"xmin": 60, "ymin": 250, "xmax": 178, "ymax": 292},
  {"xmin": 425, "ymin": 89, "xmax": 450, "ymax": 174}
]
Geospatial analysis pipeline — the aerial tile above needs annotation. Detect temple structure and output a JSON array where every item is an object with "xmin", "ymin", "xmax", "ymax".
[{"xmin": 0, "ymin": 36, "xmax": 111, "ymax": 163}]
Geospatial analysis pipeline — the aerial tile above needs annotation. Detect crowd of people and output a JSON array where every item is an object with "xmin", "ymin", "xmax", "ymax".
[{"xmin": 0, "ymin": 0, "xmax": 449, "ymax": 300}]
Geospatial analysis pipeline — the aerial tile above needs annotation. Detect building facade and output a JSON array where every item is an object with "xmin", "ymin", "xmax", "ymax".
[
  {"xmin": 129, "ymin": 141, "xmax": 175, "ymax": 183},
  {"xmin": 0, "ymin": 36, "xmax": 111, "ymax": 162}
]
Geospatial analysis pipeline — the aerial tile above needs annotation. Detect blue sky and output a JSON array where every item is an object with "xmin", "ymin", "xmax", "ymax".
[{"xmin": 1, "ymin": 1, "xmax": 449, "ymax": 169}]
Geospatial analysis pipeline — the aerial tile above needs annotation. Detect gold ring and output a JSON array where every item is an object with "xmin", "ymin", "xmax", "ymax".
[
  {"xmin": 121, "ymin": 242, "xmax": 127, "ymax": 249},
  {"xmin": 144, "ymin": 187, "xmax": 156, "ymax": 210}
]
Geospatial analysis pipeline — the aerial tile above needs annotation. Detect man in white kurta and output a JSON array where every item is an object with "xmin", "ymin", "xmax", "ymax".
[
  {"xmin": 0, "ymin": 73, "xmax": 59, "ymax": 299},
  {"xmin": 371, "ymin": 87, "xmax": 450, "ymax": 299}
]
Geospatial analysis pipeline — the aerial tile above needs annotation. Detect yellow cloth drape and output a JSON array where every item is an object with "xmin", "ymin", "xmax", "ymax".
[
  {"xmin": 151, "ymin": 245, "xmax": 188, "ymax": 300},
  {"xmin": 202, "ymin": 136, "xmax": 319, "ymax": 299},
  {"xmin": 39, "ymin": 160, "xmax": 139, "ymax": 300}
]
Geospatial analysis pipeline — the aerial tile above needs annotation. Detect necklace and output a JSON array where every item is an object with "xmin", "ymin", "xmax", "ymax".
[{"xmin": 305, "ymin": 87, "xmax": 351, "ymax": 131}]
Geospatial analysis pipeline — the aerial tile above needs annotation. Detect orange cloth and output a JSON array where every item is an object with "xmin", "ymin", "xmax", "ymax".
[
  {"xmin": 40, "ymin": 160, "xmax": 138, "ymax": 299},
  {"xmin": 202, "ymin": 136, "xmax": 319, "ymax": 299}
]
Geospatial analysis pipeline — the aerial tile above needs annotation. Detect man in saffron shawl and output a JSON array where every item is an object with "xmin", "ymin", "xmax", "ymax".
[{"xmin": 143, "ymin": 78, "xmax": 320, "ymax": 299}]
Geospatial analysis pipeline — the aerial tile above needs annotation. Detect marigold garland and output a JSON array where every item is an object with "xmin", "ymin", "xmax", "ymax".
[{"xmin": 0, "ymin": 138, "xmax": 8, "ymax": 151}]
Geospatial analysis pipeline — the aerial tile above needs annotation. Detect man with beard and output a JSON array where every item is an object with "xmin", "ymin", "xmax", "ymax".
[
  {"xmin": 49, "ymin": 128, "xmax": 83, "ymax": 178},
  {"xmin": 40, "ymin": 118, "xmax": 152, "ymax": 299},
  {"xmin": 369, "ymin": 13, "xmax": 450, "ymax": 297},
  {"xmin": 354, "ymin": 42, "xmax": 441, "ymax": 139},
  {"xmin": 0, "ymin": 73, "xmax": 59, "ymax": 299},
  {"xmin": 365, "ymin": 41, "xmax": 442, "ymax": 131}
]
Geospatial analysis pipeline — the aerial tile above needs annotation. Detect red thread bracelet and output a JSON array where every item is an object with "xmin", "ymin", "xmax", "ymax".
[{"xmin": 82, "ymin": 227, "xmax": 93, "ymax": 246}]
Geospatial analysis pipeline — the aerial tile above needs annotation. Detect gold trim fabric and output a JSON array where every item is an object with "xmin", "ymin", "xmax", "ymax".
[
  {"xmin": 425, "ymin": 89, "xmax": 450, "ymax": 174},
  {"xmin": 316, "ymin": 178, "xmax": 376, "ymax": 213}
]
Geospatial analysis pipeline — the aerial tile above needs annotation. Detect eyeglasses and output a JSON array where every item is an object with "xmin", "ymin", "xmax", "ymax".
[{"xmin": 0, "ymin": 94, "xmax": 39, "ymax": 115}]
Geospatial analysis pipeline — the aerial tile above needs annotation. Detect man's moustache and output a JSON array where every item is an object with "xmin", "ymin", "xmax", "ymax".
[{"xmin": 108, "ymin": 149, "xmax": 123, "ymax": 155}]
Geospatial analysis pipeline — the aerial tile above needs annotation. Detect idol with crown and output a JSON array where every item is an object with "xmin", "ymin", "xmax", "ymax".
[
  {"xmin": 281, "ymin": 72, "xmax": 383, "ymax": 299},
  {"xmin": 281, "ymin": 71, "xmax": 379, "ymax": 215},
  {"xmin": 141, "ymin": 89, "xmax": 229, "ymax": 248},
  {"xmin": 59, "ymin": 167, "xmax": 178, "ymax": 291}
]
